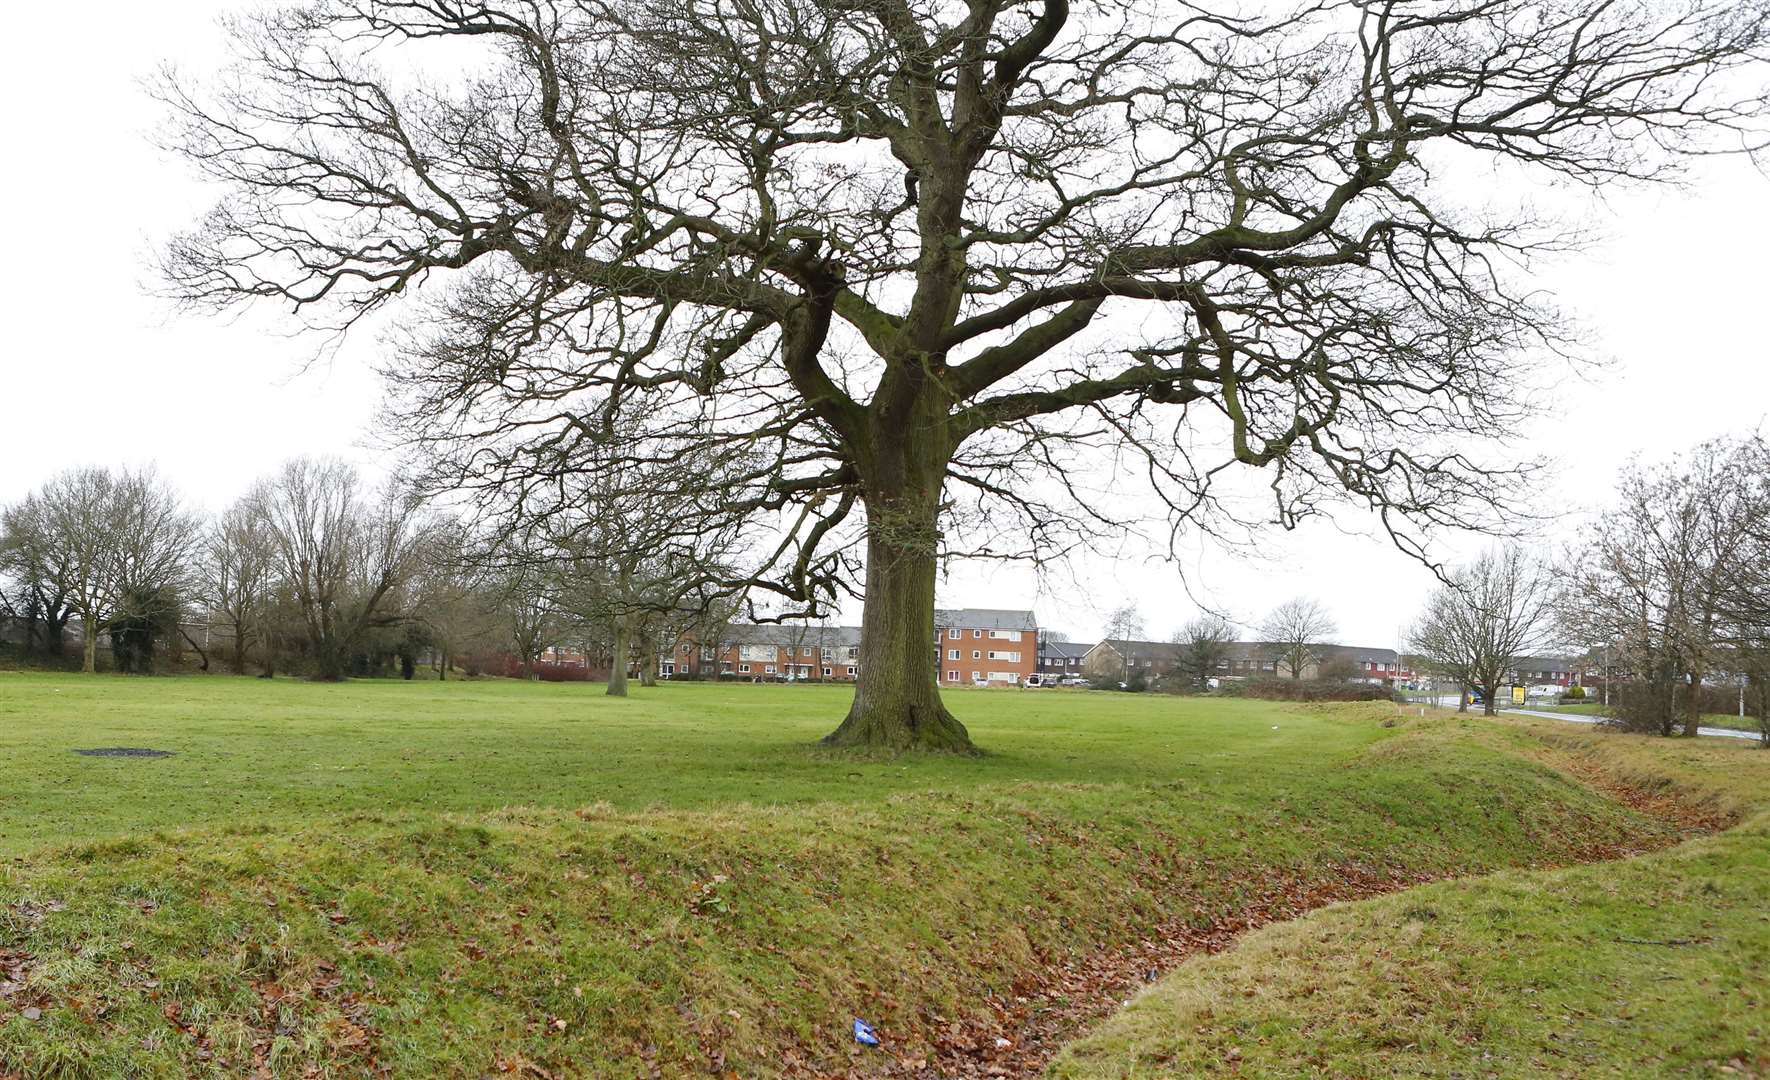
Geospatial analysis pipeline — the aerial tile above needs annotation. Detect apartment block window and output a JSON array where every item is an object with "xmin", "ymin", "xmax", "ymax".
[
  {"xmin": 948, "ymin": 628, "xmax": 961, "ymax": 640},
  {"xmin": 971, "ymin": 649, "xmax": 981, "ymax": 660},
  {"xmin": 987, "ymin": 650, "xmax": 1020, "ymax": 662},
  {"xmin": 971, "ymin": 671, "xmax": 982, "ymax": 682},
  {"xmin": 987, "ymin": 630, "xmax": 1021, "ymax": 641},
  {"xmin": 946, "ymin": 670, "xmax": 958, "ymax": 681},
  {"xmin": 822, "ymin": 667, "xmax": 833, "ymax": 677},
  {"xmin": 738, "ymin": 663, "xmax": 751, "ymax": 673},
  {"xmin": 948, "ymin": 649, "xmax": 960, "ymax": 660},
  {"xmin": 972, "ymin": 629, "xmax": 983, "ymax": 638}
]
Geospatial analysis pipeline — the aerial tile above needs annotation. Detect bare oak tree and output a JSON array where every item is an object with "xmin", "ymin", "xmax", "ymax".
[
  {"xmin": 158, "ymin": 0, "xmax": 1770, "ymax": 749},
  {"xmin": 248, "ymin": 458, "xmax": 428, "ymax": 681},
  {"xmin": 1172, "ymin": 613, "xmax": 1235, "ymax": 691},
  {"xmin": 1412, "ymin": 547, "xmax": 1553, "ymax": 716},
  {"xmin": 1568, "ymin": 438, "xmax": 1765, "ymax": 735},
  {"xmin": 1259, "ymin": 597, "xmax": 1337, "ymax": 680},
  {"xmin": 198, "ymin": 498, "xmax": 278, "ymax": 674}
]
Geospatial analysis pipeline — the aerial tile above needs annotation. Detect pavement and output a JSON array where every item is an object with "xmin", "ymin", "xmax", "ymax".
[{"xmin": 1498, "ymin": 706, "xmax": 1762, "ymax": 742}]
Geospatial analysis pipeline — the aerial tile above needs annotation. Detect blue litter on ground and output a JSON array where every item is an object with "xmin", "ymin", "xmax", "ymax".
[{"xmin": 853, "ymin": 1017, "xmax": 880, "ymax": 1046}]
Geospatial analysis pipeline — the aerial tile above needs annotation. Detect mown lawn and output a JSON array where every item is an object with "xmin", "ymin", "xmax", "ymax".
[
  {"xmin": 0, "ymin": 674, "xmax": 1724, "ymax": 1077},
  {"xmin": 1050, "ymin": 725, "xmax": 1770, "ymax": 1080}
]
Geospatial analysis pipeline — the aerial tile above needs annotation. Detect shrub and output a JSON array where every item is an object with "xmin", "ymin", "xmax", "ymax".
[{"xmin": 1220, "ymin": 678, "xmax": 1393, "ymax": 702}]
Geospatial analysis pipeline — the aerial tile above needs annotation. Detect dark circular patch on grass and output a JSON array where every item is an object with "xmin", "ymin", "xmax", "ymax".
[{"xmin": 72, "ymin": 747, "xmax": 175, "ymax": 758}]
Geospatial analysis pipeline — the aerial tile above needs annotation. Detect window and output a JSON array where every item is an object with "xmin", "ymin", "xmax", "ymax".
[
  {"xmin": 681, "ymin": 643, "xmax": 691, "ymax": 654},
  {"xmin": 661, "ymin": 661, "xmax": 675, "ymax": 675},
  {"xmin": 972, "ymin": 649, "xmax": 981, "ymax": 659},
  {"xmin": 764, "ymin": 664, "xmax": 776, "ymax": 674},
  {"xmin": 844, "ymin": 647, "xmax": 859, "ymax": 661},
  {"xmin": 946, "ymin": 670, "xmax": 958, "ymax": 681},
  {"xmin": 973, "ymin": 629, "xmax": 983, "ymax": 638},
  {"xmin": 820, "ymin": 646, "xmax": 833, "ymax": 658},
  {"xmin": 948, "ymin": 628, "xmax": 961, "ymax": 640},
  {"xmin": 988, "ymin": 630, "xmax": 1021, "ymax": 641},
  {"xmin": 987, "ymin": 650, "xmax": 1020, "ymax": 662},
  {"xmin": 822, "ymin": 667, "xmax": 832, "ymax": 677},
  {"xmin": 802, "ymin": 648, "xmax": 812, "ymax": 658},
  {"xmin": 739, "ymin": 663, "xmax": 751, "ymax": 673},
  {"xmin": 701, "ymin": 646, "xmax": 714, "ymax": 661},
  {"xmin": 948, "ymin": 648, "xmax": 960, "ymax": 660},
  {"xmin": 739, "ymin": 644, "xmax": 774, "ymax": 661},
  {"xmin": 971, "ymin": 671, "xmax": 981, "ymax": 681},
  {"xmin": 988, "ymin": 671, "xmax": 1016, "ymax": 683}
]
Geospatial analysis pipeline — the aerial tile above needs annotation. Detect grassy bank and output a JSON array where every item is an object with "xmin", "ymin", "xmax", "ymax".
[
  {"xmin": 0, "ymin": 676, "xmax": 1716, "ymax": 1076},
  {"xmin": 1051, "ymin": 723, "xmax": 1770, "ymax": 1079},
  {"xmin": 1529, "ymin": 700, "xmax": 1764, "ymax": 735}
]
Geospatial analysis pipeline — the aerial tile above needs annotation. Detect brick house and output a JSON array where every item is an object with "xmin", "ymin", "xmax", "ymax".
[
  {"xmin": 1036, "ymin": 637, "xmax": 1091, "ymax": 679},
  {"xmin": 934, "ymin": 608, "xmax": 1040, "ymax": 687},
  {"xmin": 1081, "ymin": 639, "xmax": 1415, "ymax": 683},
  {"xmin": 665, "ymin": 606, "xmax": 1042, "ymax": 685},
  {"xmin": 669, "ymin": 623, "xmax": 862, "ymax": 680},
  {"xmin": 1510, "ymin": 656, "xmax": 1577, "ymax": 687}
]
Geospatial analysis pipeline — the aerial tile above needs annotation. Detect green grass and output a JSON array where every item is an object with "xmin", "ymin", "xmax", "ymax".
[
  {"xmin": 0, "ymin": 674, "xmax": 1737, "ymax": 1077},
  {"xmin": 1050, "ymin": 724, "xmax": 1770, "ymax": 1079},
  {"xmin": 1527, "ymin": 700, "xmax": 1765, "ymax": 734}
]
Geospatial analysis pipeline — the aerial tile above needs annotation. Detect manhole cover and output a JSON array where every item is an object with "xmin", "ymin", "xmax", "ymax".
[{"xmin": 72, "ymin": 748, "xmax": 175, "ymax": 758}]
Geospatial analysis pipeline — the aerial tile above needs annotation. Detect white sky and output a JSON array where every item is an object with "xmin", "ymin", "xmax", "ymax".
[{"xmin": 2, "ymin": 2, "xmax": 1767, "ymax": 648}]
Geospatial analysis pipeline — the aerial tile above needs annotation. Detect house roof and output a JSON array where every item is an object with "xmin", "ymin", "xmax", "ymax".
[
  {"xmin": 1512, "ymin": 655, "xmax": 1575, "ymax": 672},
  {"xmin": 935, "ymin": 607, "xmax": 1038, "ymax": 631},
  {"xmin": 719, "ymin": 623, "xmax": 861, "ymax": 648},
  {"xmin": 1037, "ymin": 639, "xmax": 1091, "ymax": 659},
  {"xmin": 1085, "ymin": 639, "xmax": 1409, "ymax": 668}
]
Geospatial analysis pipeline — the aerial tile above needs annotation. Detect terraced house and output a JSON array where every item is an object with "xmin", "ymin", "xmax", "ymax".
[{"xmin": 668, "ymin": 607, "xmax": 1041, "ymax": 685}]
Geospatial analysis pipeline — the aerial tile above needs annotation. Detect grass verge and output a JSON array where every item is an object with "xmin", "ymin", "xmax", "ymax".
[{"xmin": 1050, "ymin": 720, "xmax": 1770, "ymax": 1079}]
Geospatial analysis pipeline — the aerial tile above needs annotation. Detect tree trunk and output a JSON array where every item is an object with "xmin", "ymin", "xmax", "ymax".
[
  {"xmin": 231, "ymin": 634, "xmax": 248, "ymax": 676},
  {"xmin": 639, "ymin": 640, "xmax": 658, "ymax": 687},
  {"xmin": 822, "ymin": 497, "xmax": 974, "ymax": 753},
  {"xmin": 1483, "ymin": 681, "xmax": 1499, "ymax": 716},
  {"xmin": 82, "ymin": 613, "xmax": 97, "ymax": 673},
  {"xmin": 607, "ymin": 614, "xmax": 630, "ymax": 697},
  {"xmin": 1457, "ymin": 681, "xmax": 1469, "ymax": 713},
  {"xmin": 1683, "ymin": 670, "xmax": 1702, "ymax": 737}
]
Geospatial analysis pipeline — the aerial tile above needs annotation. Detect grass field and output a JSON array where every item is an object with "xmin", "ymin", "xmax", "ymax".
[
  {"xmin": 1530, "ymin": 700, "xmax": 1766, "ymax": 734},
  {"xmin": 0, "ymin": 672, "xmax": 1758, "ymax": 1077},
  {"xmin": 1052, "ymin": 726, "xmax": 1770, "ymax": 1079}
]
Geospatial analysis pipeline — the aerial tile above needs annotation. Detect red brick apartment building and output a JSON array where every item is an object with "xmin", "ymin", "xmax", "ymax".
[{"xmin": 668, "ymin": 607, "xmax": 1040, "ymax": 686}]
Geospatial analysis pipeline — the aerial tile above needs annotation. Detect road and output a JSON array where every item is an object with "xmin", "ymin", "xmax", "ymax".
[{"xmin": 1498, "ymin": 706, "xmax": 1761, "ymax": 742}]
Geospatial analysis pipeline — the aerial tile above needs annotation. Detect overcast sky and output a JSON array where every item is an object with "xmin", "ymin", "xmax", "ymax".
[{"xmin": 3, "ymin": 2, "xmax": 1766, "ymax": 648}]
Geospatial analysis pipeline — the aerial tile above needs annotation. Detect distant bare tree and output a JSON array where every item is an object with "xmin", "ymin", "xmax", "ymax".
[
  {"xmin": 198, "ymin": 499, "xmax": 277, "ymax": 674},
  {"xmin": 1413, "ymin": 547, "xmax": 1554, "ymax": 717},
  {"xmin": 1172, "ymin": 614, "xmax": 1235, "ymax": 692},
  {"xmin": 0, "ymin": 497, "xmax": 77, "ymax": 662},
  {"xmin": 158, "ymin": 0, "xmax": 1770, "ymax": 749},
  {"xmin": 1103, "ymin": 605, "xmax": 1146, "ymax": 644},
  {"xmin": 248, "ymin": 458, "xmax": 428, "ymax": 681},
  {"xmin": 1260, "ymin": 598, "xmax": 1337, "ymax": 680},
  {"xmin": 19, "ymin": 467, "xmax": 200, "ymax": 674},
  {"xmin": 1569, "ymin": 437, "xmax": 1768, "ymax": 735}
]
